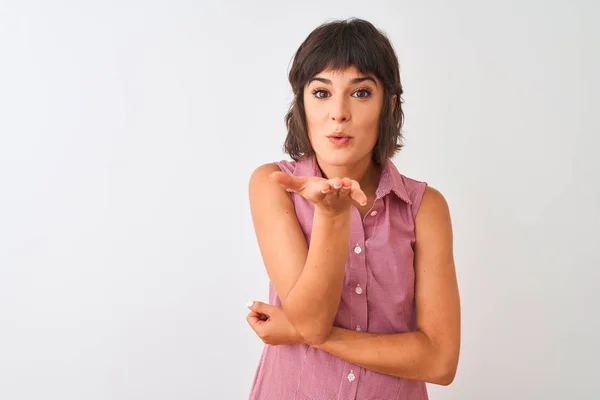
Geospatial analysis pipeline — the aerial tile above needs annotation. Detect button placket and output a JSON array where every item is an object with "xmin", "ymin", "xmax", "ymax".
[
  {"xmin": 355, "ymin": 284, "xmax": 363, "ymax": 295},
  {"xmin": 341, "ymin": 365, "xmax": 362, "ymax": 400},
  {"xmin": 340, "ymin": 207, "xmax": 365, "ymax": 399},
  {"xmin": 347, "ymin": 369, "xmax": 356, "ymax": 382}
]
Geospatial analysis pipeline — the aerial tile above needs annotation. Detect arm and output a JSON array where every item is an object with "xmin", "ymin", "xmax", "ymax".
[
  {"xmin": 249, "ymin": 163, "xmax": 351, "ymax": 345},
  {"xmin": 313, "ymin": 186, "xmax": 461, "ymax": 385}
]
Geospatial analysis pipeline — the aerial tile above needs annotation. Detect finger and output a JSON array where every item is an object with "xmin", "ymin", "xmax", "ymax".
[
  {"xmin": 350, "ymin": 180, "xmax": 368, "ymax": 206},
  {"xmin": 246, "ymin": 312, "xmax": 266, "ymax": 328},
  {"xmin": 246, "ymin": 313, "xmax": 260, "ymax": 327},
  {"xmin": 319, "ymin": 181, "xmax": 332, "ymax": 194},
  {"xmin": 338, "ymin": 177, "xmax": 352, "ymax": 197},
  {"xmin": 248, "ymin": 300, "xmax": 273, "ymax": 317},
  {"xmin": 270, "ymin": 172, "xmax": 306, "ymax": 193},
  {"xmin": 249, "ymin": 310, "xmax": 269, "ymax": 321},
  {"xmin": 326, "ymin": 177, "xmax": 343, "ymax": 190}
]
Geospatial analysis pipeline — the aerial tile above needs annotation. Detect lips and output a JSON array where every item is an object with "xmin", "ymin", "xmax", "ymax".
[
  {"xmin": 328, "ymin": 136, "xmax": 351, "ymax": 146},
  {"xmin": 326, "ymin": 131, "xmax": 352, "ymax": 146},
  {"xmin": 327, "ymin": 132, "xmax": 351, "ymax": 139}
]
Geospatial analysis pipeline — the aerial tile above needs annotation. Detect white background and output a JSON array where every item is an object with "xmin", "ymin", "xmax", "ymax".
[{"xmin": 1, "ymin": 1, "xmax": 598, "ymax": 399}]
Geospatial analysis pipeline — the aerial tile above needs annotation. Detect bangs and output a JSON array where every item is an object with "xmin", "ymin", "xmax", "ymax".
[{"xmin": 290, "ymin": 21, "xmax": 390, "ymax": 90}]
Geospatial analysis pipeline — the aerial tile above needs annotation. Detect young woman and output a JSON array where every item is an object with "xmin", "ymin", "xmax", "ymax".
[{"xmin": 245, "ymin": 18, "xmax": 460, "ymax": 400}]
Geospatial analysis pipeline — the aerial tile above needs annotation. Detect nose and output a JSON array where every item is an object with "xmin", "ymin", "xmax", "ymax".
[{"xmin": 330, "ymin": 96, "xmax": 350, "ymax": 122}]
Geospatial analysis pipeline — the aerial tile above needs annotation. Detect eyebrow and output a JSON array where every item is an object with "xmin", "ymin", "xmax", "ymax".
[{"xmin": 308, "ymin": 76, "xmax": 378, "ymax": 87}]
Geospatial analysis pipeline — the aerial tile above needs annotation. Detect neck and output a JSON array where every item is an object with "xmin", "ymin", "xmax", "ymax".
[{"xmin": 314, "ymin": 154, "xmax": 382, "ymax": 195}]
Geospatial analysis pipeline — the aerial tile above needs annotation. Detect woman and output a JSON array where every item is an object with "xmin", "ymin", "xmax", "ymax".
[{"xmin": 245, "ymin": 18, "xmax": 460, "ymax": 400}]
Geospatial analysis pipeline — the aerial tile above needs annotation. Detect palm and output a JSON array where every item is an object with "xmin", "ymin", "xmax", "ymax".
[{"xmin": 270, "ymin": 171, "xmax": 367, "ymax": 212}]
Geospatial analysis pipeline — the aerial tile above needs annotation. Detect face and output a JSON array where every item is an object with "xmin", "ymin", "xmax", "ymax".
[{"xmin": 303, "ymin": 65, "xmax": 385, "ymax": 167}]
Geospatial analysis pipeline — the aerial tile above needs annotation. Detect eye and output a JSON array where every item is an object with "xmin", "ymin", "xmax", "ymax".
[
  {"xmin": 311, "ymin": 89, "xmax": 330, "ymax": 99},
  {"xmin": 352, "ymin": 88, "xmax": 372, "ymax": 98},
  {"xmin": 310, "ymin": 88, "xmax": 372, "ymax": 99}
]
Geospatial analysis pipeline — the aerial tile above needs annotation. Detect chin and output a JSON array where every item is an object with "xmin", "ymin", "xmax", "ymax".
[
  {"xmin": 315, "ymin": 149, "xmax": 358, "ymax": 167},
  {"xmin": 311, "ymin": 137, "xmax": 374, "ymax": 167}
]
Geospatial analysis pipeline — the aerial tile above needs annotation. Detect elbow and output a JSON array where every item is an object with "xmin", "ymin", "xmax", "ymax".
[
  {"xmin": 284, "ymin": 301, "xmax": 332, "ymax": 346},
  {"xmin": 295, "ymin": 324, "xmax": 331, "ymax": 346},
  {"xmin": 423, "ymin": 332, "xmax": 459, "ymax": 386},
  {"xmin": 431, "ymin": 353, "xmax": 458, "ymax": 386},
  {"xmin": 433, "ymin": 368, "xmax": 456, "ymax": 386}
]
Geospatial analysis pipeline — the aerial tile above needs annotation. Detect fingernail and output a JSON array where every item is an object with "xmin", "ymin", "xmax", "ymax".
[
  {"xmin": 333, "ymin": 184, "xmax": 342, "ymax": 189},
  {"xmin": 246, "ymin": 300, "xmax": 254, "ymax": 308}
]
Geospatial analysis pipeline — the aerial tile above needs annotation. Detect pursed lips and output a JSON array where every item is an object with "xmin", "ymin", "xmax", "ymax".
[
  {"xmin": 327, "ymin": 132, "xmax": 351, "ymax": 138},
  {"xmin": 326, "ymin": 133, "xmax": 352, "ymax": 146}
]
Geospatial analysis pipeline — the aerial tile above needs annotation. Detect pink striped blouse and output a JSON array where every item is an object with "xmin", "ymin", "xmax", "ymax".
[{"xmin": 249, "ymin": 155, "xmax": 429, "ymax": 400}]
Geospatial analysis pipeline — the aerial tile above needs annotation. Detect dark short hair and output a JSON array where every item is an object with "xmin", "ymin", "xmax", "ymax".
[{"xmin": 283, "ymin": 18, "xmax": 405, "ymax": 165}]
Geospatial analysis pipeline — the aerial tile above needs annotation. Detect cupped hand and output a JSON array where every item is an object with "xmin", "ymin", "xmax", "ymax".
[{"xmin": 270, "ymin": 171, "xmax": 367, "ymax": 215}]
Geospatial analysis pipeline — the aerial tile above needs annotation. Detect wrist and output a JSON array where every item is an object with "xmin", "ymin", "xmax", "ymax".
[{"xmin": 314, "ymin": 205, "xmax": 352, "ymax": 220}]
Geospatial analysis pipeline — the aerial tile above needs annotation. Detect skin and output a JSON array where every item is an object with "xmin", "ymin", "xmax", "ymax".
[
  {"xmin": 304, "ymin": 65, "xmax": 386, "ymax": 212},
  {"xmin": 246, "ymin": 65, "xmax": 461, "ymax": 385}
]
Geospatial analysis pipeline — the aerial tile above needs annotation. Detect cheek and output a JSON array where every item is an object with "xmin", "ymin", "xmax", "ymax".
[
  {"xmin": 304, "ymin": 100, "xmax": 323, "ymax": 122},
  {"xmin": 304, "ymin": 102, "xmax": 326, "ymax": 138},
  {"xmin": 355, "ymin": 106, "xmax": 381, "ymax": 132}
]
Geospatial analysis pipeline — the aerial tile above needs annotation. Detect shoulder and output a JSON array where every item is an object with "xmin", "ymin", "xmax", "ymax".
[
  {"xmin": 248, "ymin": 163, "xmax": 280, "ymax": 197},
  {"xmin": 393, "ymin": 170, "xmax": 425, "ymax": 195},
  {"xmin": 392, "ymin": 167, "xmax": 447, "ymax": 217},
  {"xmin": 249, "ymin": 162, "xmax": 280, "ymax": 182},
  {"xmin": 248, "ymin": 161, "xmax": 296, "ymax": 203},
  {"xmin": 419, "ymin": 186, "xmax": 450, "ymax": 217},
  {"xmin": 249, "ymin": 159, "xmax": 297, "ymax": 182},
  {"xmin": 414, "ymin": 185, "xmax": 452, "ymax": 240}
]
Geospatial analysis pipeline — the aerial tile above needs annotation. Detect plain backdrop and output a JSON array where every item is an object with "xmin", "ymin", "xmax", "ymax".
[{"xmin": 1, "ymin": 1, "xmax": 598, "ymax": 399}]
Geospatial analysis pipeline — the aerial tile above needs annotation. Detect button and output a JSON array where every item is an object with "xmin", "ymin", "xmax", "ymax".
[
  {"xmin": 355, "ymin": 325, "xmax": 362, "ymax": 331},
  {"xmin": 370, "ymin": 210, "xmax": 378, "ymax": 216},
  {"xmin": 355, "ymin": 284, "xmax": 363, "ymax": 295},
  {"xmin": 347, "ymin": 370, "xmax": 355, "ymax": 382},
  {"xmin": 354, "ymin": 245, "xmax": 362, "ymax": 254}
]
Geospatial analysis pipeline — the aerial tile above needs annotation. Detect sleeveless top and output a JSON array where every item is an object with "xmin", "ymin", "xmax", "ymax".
[{"xmin": 249, "ymin": 155, "xmax": 429, "ymax": 400}]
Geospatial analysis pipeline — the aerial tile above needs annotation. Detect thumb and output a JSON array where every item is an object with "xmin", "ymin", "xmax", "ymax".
[
  {"xmin": 246, "ymin": 300, "xmax": 273, "ymax": 315},
  {"xmin": 270, "ymin": 172, "xmax": 305, "ymax": 193}
]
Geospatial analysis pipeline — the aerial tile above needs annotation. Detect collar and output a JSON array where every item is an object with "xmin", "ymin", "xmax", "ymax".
[{"xmin": 294, "ymin": 155, "xmax": 412, "ymax": 205}]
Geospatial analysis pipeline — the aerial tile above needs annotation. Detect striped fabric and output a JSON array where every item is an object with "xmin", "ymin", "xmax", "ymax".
[{"xmin": 249, "ymin": 155, "xmax": 429, "ymax": 400}]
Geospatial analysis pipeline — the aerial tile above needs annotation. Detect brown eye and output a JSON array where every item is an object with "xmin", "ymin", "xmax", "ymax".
[
  {"xmin": 311, "ymin": 89, "xmax": 329, "ymax": 99},
  {"xmin": 352, "ymin": 88, "xmax": 372, "ymax": 98}
]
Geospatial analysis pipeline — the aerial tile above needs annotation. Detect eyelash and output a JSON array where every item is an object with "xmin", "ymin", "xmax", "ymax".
[{"xmin": 310, "ymin": 88, "xmax": 373, "ymax": 99}]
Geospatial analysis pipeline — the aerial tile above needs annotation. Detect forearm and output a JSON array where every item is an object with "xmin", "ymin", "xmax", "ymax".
[
  {"xmin": 284, "ymin": 207, "xmax": 351, "ymax": 344},
  {"xmin": 313, "ymin": 327, "xmax": 455, "ymax": 385}
]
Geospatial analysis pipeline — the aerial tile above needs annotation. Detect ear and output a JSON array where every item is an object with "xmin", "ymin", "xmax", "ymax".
[{"xmin": 391, "ymin": 94, "xmax": 397, "ymax": 109}]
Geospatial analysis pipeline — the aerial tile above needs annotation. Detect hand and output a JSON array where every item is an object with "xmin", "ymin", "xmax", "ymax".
[
  {"xmin": 270, "ymin": 171, "xmax": 367, "ymax": 215},
  {"xmin": 245, "ymin": 301, "xmax": 304, "ymax": 346}
]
